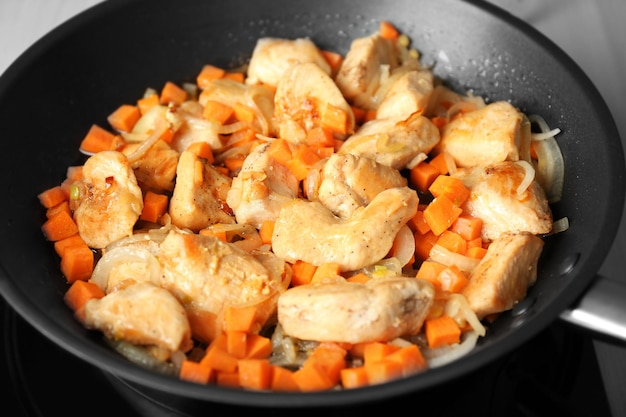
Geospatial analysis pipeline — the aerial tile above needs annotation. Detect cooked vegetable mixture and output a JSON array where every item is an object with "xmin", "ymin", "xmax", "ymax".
[{"xmin": 38, "ymin": 21, "xmax": 565, "ymax": 391}]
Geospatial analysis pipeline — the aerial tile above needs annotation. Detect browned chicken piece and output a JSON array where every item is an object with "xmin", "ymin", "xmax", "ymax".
[
  {"xmin": 434, "ymin": 101, "xmax": 524, "ymax": 168},
  {"xmin": 335, "ymin": 32, "xmax": 399, "ymax": 110},
  {"xmin": 271, "ymin": 187, "xmax": 418, "ymax": 271},
  {"xmin": 339, "ymin": 112, "xmax": 440, "ymax": 170},
  {"xmin": 169, "ymin": 150, "xmax": 234, "ymax": 231},
  {"xmin": 158, "ymin": 229, "xmax": 288, "ymax": 342},
  {"xmin": 317, "ymin": 153, "xmax": 407, "ymax": 218},
  {"xmin": 273, "ymin": 62, "xmax": 355, "ymax": 143},
  {"xmin": 375, "ymin": 69, "xmax": 434, "ymax": 120},
  {"xmin": 245, "ymin": 37, "xmax": 331, "ymax": 88},
  {"xmin": 453, "ymin": 161, "xmax": 553, "ymax": 240},
  {"xmin": 278, "ymin": 276, "xmax": 435, "ymax": 344},
  {"xmin": 122, "ymin": 139, "xmax": 179, "ymax": 193},
  {"xmin": 462, "ymin": 232, "xmax": 544, "ymax": 319},
  {"xmin": 226, "ymin": 142, "xmax": 299, "ymax": 229},
  {"xmin": 74, "ymin": 150, "xmax": 143, "ymax": 249},
  {"xmin": 83, "ymin": 281, "xmax": 193, "ymax": 356}
]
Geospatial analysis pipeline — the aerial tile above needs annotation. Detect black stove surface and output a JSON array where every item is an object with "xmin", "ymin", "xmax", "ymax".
[{"xmin": 1, "ymin": 297, "xmax": 612, "ymax": 417}]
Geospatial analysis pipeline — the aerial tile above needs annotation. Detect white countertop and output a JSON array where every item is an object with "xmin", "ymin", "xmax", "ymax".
[{"xmin": 2, "ymin": 1, "xmax": 626, "ymax": 414}]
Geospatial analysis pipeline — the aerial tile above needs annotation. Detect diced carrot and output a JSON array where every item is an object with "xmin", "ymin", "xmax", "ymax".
[
  {"xmin": 259, "ymin": 220, "xmax": 275, "ymax": 245},
  {"xmin": 290, "ymin": 260, "xmax": 317, "ymax": 286},
  {"xmin": 346, "ymin": 272, "xmax": 370, "ymax": 283},
  {"xmin": 365, "ymin": 359, "xmax": 404, "ymax": 385},
  {"xmin": 308, "ymin": 345, "xmax": 347, "ymax": 384},
  {"xmin": 179, "ymin": 359, "xmax": 213, "ymax": 384},
  {"xmin": 137, "ymin": 92, "xmax": 160, "ymax": 116},
  {"xmin": 60, "ymin": 243, "xmax": 94, "ymax": 283},
  {"xmin": 63, "ymin": 280, "xmax": 104, "ymax": 319},
  {"xmin": 46, "ymin": 200, "xmax": 71, "ymax": 220},
  {"xmin": 79, "ymin": 124, "xmax": 125, "ymax": 154},
  {"xmin": 271, "ymin": 365, "xmax": 300, "ymax": 391},
  {"xmin": 430, "ymin": 116, "xmax": 448, "ymax": 130},
  {"xmin": 293, "ymin": 362, "xmax": 335, "ymax": 392},
  {"xmin": 226, "ymin": 330, "xmax": 248, "ymax": 358},
  {"xmin": 232, "ymin": 102, "xmax": 256, "ymax": 124},
  {"xmin": 200, "ymin": 344, "xmax": 239, "ymax": 373},
  {"xmin": 245, "ymin": 334, "xmax": 273, "ymax": 359},
  {"xmin": 467, "ymin": 237, "xmax": 483, "ymax": 249},
  {"xmin": 340, "ymin": 366, "xmax": 370, "ymax": 389},
  {"xmin": 223, "ymin": 153, "xmax": 246, "ymax": 172},
  {"xmin": 224, "ymin": 305, "xmax": 258, "ymax": 333},
  {"xmin": 238, "ymin": 358, "xmax": 272, "ymax": 390},
  {"xmin": 311, "ymin": 262, "xmax": 341, "ymax": 284},
  {"xmin": 423, "ymin": 195, "xmax": 463, "ymax": 236},
  {"xmin": 364, "ymin": 109, "xmax": 377, "ymax": 123},
  {"xmin": 436, "ymin": 230, "xmax": 467, "ymax": 255},
  {"xmin": 320, "ymin": 49, "xmax": 343, "ymax": 74},
  {"xmin": 224, "ymin": 72, "xmax": 245, "ymax": 83},
  {"xmin": 308, "ymin": 144, "xmax": 335, "ymax": 159},
  {"xmin": 408, "ymin": 210, "xmax": 431, "ymax": 235},
  {"xmin": 38, "ymin": 185, "xmax": 68, "ymax": 209},
  {"xmin": 414, "ymin": 230, "xmax": 438, "ymax": 261},
  {"xmin": 451, "ymin": 215, "xmax": 483, "ymax": 241},
  {"xmin": 321, "ymin": 102, "xmax": 350, "ymax": 135},
  {"xmin": 286, "ymin": 144, "xmax": 321, "ymax": 181},
  {"xmin": 415, "ymin": 260, "xmax": 447, "ymax": 287},
  {"xmin": 384, "ymin": 344, "xmax": 427, "ymax": 375},
  {"xmin": 305, "ymin": 126, "xmax": 335, "ymax": 147},
  {"xmin": 199, "ymin": 227, "xmax": 228, "ymax": 242},
  {"xmin": 362, "ymin": 342, "xmax": 400, "ymax": 364},
  {"xmin": 107, "ymin": 104, "xmax": 141, "ymax": 132},
  {"xmin": 350, "ymin": 106, "xmax": 367, "ymax": 125},
  {"xmin": 428, "ymin": 152, "xmax": 451, "ymax": 175},
  {"xmin": 202, "ymin": 100, "xmax": 234, "ymax": 124},
  {"xmin": 160, "ymin": 81, "xmax": 188, "ymax": 105},
  {"xmin": 196, "ymin": 64, "xmax": 226, "ymax": 89},
  {"xmin": 438, "ymin": 264, "xmax": 469, "ymax": 293},
  {"xmin": 267, "ymin": 138, "xmax": 293, "ymax": 166},
  {"xmin": 42, "ymin": 210, "xmax": 79, "ymax": 241},
  {"xmin": 428, "ymin": 175, "xmax": 470, "ymax": 206},
  {"xmin": 215, "ymin": 371, "xmax": 240, "ymax": 388},
  {"xmin": 54, "ymin": 233, "xmax": 88, "ymax": 258},
  {"xmin": 409, "ymin": 162, "xmax": 440, "ymax": 193},
  {"xmin": 379, "ymin": 20, "xmax": 400, "ymax": 41},
  {"xmin": 425, "ymin": 315, "xmax": 462, "ymax": 348},
  {"xmin": 140, "ymin": 191, "xmax": 169, "ymax": 223},
  {"xmin": 186, "ymin": 141, "xmax": 215, "ymax": 164},
  {"xmin": 467, "ymin": 246, "xmax": 488, "ymax": 260}
]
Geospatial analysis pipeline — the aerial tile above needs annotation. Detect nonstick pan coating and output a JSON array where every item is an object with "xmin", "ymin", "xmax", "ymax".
[{"xmin": 0, "ymin": 0, "xmax": 623, "ymax": 407}]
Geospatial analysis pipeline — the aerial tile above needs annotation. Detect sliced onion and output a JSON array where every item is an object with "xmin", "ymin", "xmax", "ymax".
[
  {"xmin": 423, "ymin": 330, "xmax": 480, "ymax": 368},
  {"xmin": 528, "ymin": 114, "xmax": 565, "ymax": 203},
  {"xmin": 444, "ymin": 294, "xmax": 486, "ymax": 336},
  {"xmin": 389, "ymin": 225, "xmax": 415, "ymax": 267},
  {"xmin": 429, "ymin": 244, "xmax": 481, "ymax": 272},
  {"xmin": 90, "ymin": 246, "xmax": 162, "ymax": 292},
  {"xmin": 514, "ymin": 159, "xmax": 535, "ymax": 197}
]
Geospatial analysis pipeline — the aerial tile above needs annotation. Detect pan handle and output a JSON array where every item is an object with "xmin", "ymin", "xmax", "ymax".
[{"xmin": 560, "ymin": 275, "xmax": 626, "ymax": 344}]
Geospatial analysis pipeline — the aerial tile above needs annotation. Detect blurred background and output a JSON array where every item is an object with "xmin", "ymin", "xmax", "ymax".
[{"xmin": 1, "ymin": 1, "xmax": 625, "ymax": 415}]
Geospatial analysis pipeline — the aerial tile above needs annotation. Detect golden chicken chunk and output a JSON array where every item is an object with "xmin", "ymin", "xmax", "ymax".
[
  {"xmin": 463, "ymin": 232, "xmax": 544, "ymax": 319},
  {"xmin": 434, "ymin": 101, "xmax": 524, "ymax": 168},
  {"xmin": 278, "ymin": 276, "xmax": 435, "ymax": 344},
  {"xmin": 375, "ymin": 69, "xmax": 434, "ymax": 120}
]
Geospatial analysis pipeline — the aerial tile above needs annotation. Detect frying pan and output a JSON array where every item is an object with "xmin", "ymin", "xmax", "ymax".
[{"xmin": 0, "ymin": 0, "xmax": 624, "ymax": 408}]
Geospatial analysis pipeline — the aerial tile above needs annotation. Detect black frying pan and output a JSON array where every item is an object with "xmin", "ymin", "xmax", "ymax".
[{"xmin": 0, "ymin": 0, "xmax": 624, "ymax": 408}]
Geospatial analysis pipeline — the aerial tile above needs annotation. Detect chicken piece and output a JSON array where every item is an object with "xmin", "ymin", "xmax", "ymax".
[
  {"xmin": 339, "ymin": 112, "xmax": 440, "ymax": 170},
  {"xmin": 198, "ymin": 78, "xmax": 275, "ymax": 136},
  {"xmin": 83, "ymin": 282, "xmax": 193, "ymax": 356},
  {"xmin": 158, "ymin": 229, "xmax": 287, "ymax": 342},
  {"xmin": 278, "ymin": 276, "xmax": 435, "ymax": 344},
  {"xmin": 462, "ymin": 232, "xmax": 544, "ymax": 319},
  {"xmin": 453, "ymin": 161, "xmax": 553, "ymax": 240},
  {"xmin": 122, "ymin": 139, "xmax": 179, "ymax": 193},
  {"xmin": 74, "ymin": 151, "xmax": 143, "ymax": 249},
  {"xmin": 169, "ymin": 150, "xmax": 234, "ymax": 231},
  {"xmin": 226, "ymin": 142, "xmax": 299, "ymax": 229},
  {"xmin": 246, "ymin": 37, "xmax": 331, "ymax": 88},
  {"xmin": 375, "ymin": 69, "xmax": 434, "ymax": 120},
  {"xmin": 434, "ymin": 101, "xmax": 524, "ymax": 168},
  {"xmin": 317, "ymin": 153, "xmax": 407, "ymax": 218},
  {"xmin": 272, "ymin": 187, "xmax": 418, "ymax": 271},
  {"xmin": 273, "ymin": 62, "xmax": 355, "ymax": 143},
  {"xmin": 335, "ymin": 32, "xmax": 399, "ymax": 110}
]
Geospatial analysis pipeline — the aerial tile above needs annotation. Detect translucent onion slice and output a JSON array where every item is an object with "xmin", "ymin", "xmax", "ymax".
[
  {"xmin": 90, "ymin": 246, "xmax": 162, "ymax": 292},
  {"xmin": 389, "ymin": 224, "xmax": 416, "ymax": 267},
  {"xmin": 514, "ymin": 160, "xmax": 536, "ymax": 197},
  {"xmin": 444, "ymin": 294, "xmax": 486, "ymax": 336},
  {"xmin": 429, "ymin": 244, "xmax": 481, "ymax": 272},
  {"xmin": 528, "ymin": 114, "xmax": 565, "ymax": 203},
  {"xmin": 423, "ymin": 330, "xmax": 480, "ymax": 368}
]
